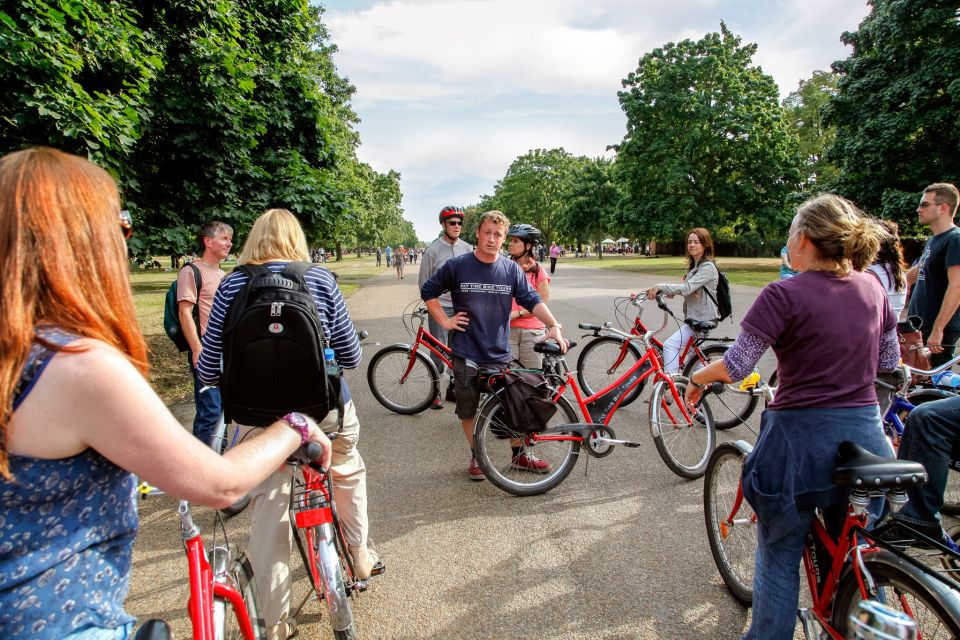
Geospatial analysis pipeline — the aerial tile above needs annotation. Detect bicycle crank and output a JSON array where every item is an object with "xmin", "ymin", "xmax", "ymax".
[{"xmin": 586, "ymin": 427, "xmax": 616, "ymax": 458}]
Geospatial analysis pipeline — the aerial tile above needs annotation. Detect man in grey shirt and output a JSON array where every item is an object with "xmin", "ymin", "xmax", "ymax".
[{"xmin": 419, "ymin": 206, "xmax": 473, "ymax": 409}]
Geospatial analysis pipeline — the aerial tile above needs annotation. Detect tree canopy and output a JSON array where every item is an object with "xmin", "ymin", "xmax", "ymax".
[
  {"xmin": 825, "ymin": 0, "xmax": 960, "ymax": 232},
  {"xmin": 782, "ymin": 70, "xmax": 840, "ymax": 188},
  {"xmin": 616, "ymin": 23, "xmax": 802, "ymax": 241}
]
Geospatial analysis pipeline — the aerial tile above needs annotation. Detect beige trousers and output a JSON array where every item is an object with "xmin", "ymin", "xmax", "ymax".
[
  {"xmin": 238, "ymin": 400, "xmax": 368, "ymax": 627},
  {"xmin": 509, "ymin": 326, "xmax": 546, "ymax": 369}
]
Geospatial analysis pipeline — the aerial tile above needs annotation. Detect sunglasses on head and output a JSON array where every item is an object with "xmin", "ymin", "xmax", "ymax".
[
  {"xmin": 119, "ymin": 209, "xmax": 133, "ymax": 239},
  {"xmin": 445, "ymin": 219, "xmax": 462, "ymax": 226}
]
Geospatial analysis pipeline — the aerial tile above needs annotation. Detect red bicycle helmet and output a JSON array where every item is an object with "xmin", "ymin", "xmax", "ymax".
[{"xmin": 439, "ymin": 206, "xmax": 465, "ymax": 223}]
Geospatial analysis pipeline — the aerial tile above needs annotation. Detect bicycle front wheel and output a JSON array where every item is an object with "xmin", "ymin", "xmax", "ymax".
[
  {"xmin": 367, "ymin": 345, "xmax": 439, "ymax": 415},
  {"xmin": 304, "ymin": 523, "xmax": 357, "ymax": 640},
  {"xmin": 473, "ymin": 388, "xmax": 581, "ymax": 496},
  {"xmin": 212, "ymin": 544, "xmax": 267, "ymax": 640},
  {"xmin": 650, "ymin": 377, "xmax": 715, "ymax": 479},
  {"xmin": 682, "ymin": 344, "xmax": 758, "ymax": 430},
  {"xmin": 833, "ymin": 550, "xmax": 960, "ymax": 638},
  {"xmin": 576, "ymin": 336, "xmax": 644, "ymax": 406},
  {"xmin": 703, "ymin": 442, "xmax": 755, "ymax": 605}
]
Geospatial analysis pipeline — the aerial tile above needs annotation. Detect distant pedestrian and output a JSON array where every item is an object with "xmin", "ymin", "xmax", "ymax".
[
  {"xmin": 385, "ymin": 245, "xmax": 392, "ymax": 267},
  {"xmin": 376, "ymin": 247, "xmax": 382, "ymax": 266},
  {"xmin": 394, "ymin": 244, "xmax": 406, "ymax": 278},
  {"xmin": 779, "ymin": 245, "xmax": 799, "ymax": 279},
  {"xmin": 549, "ymin": 241, "xmax": 560, "ymax": 274}
]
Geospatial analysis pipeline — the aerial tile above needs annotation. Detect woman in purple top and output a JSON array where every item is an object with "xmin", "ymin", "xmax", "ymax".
[{"xmin": 684, "ymin": 194, "xmax": 899, "ymax": 640}]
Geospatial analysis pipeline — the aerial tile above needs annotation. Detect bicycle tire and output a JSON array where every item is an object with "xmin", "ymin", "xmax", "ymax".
[
  {"xmin": 703, "ymin": 442, "xmax": 755, "ymax": 605},
  {"xmin": 682, "ymin": 344, "xmax": 759, "ymax": 430},
  {"xmin": 649, "ymin": 376, "xmax": 715, "ymax": 479},
  {"xmin": 472, "ymin": 388, "xmax": 581, "ymax": 496},
  {"xmin": 576, "ymin": 336, "xmax": 644, "ymax": 406},
  {"xmin": 367, "ymin": 345, "xmax": 439, "ymax": 415},
  {"xmin": 833, "ymin": 550, "xmax": 960, "ymax": 638},
  {"xmin": 304, "ymin": 522, "xmax": 357, "ymax": 639},
  {"xmin": 213, "ymin": 544, "xmax": 267, "ymax": 640}
]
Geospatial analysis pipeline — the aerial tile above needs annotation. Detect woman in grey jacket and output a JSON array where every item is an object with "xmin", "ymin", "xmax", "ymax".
[{"xmin": 646, "ymin": 227, "xmax": 720, "ymax": 372}]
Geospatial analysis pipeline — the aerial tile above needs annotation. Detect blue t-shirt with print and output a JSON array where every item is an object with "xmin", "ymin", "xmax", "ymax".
[{"xmin": 420, "ymin": 252, "xmax": 541, "ymax": 364}]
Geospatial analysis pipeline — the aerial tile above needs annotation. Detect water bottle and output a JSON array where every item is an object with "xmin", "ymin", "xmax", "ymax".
[
  {"xmin": 323, "ymin": 348, "xmax": 338, "ymax": 377},
  {"xmin": 932, "ymin": 370, "xmax": 960, "ymax": 389}
]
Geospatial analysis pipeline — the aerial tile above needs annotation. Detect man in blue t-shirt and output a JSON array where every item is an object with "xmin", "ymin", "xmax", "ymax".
[
  {"xmin": 420, "ymin": 210, "xmax": 567, "ymax": 481},
  {"xmin": 907, "ymin": 183, "xmax": 960, "ymax": 367}
]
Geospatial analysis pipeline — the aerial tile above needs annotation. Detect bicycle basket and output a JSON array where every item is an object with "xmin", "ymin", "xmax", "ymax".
[{"xmin": 292, "ymin": 474, "xmax": 332, "ymax": 529}]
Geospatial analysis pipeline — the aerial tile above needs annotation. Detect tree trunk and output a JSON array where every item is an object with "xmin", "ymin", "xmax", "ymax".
[{"xmin": 335, "ymin": 242, "xmax": 343, "ymax": 261}]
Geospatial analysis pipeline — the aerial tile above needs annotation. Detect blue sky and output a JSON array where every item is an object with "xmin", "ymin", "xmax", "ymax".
[{"xmin": 320, "ymin": 0, "xmax": 872, "ymax": 241}]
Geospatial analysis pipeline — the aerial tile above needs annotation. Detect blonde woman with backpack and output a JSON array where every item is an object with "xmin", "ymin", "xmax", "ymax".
[{"xmin": 645, "ymin": 227, "xmax": 720, "ymax": 372}]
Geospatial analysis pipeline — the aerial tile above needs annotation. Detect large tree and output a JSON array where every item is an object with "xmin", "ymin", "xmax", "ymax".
[
  {"xmin": 0, "ymin": 0, "xmax": 160, "ymax": 177},
  {"xmin": 616, "ymin": 23, "xmax": 802, "ymax": 241},
  {"xmin": 557, "ymin": 156, "xmax": 619, "ymax": 257},
  {"xmin": 826, "ymin": 0, "xmax": 960, "ymax": 232},
  {"xmin": 782, "ymin": 70, "xmax": 840, "ymax": 187},
  {"xmin": 488, "ymin": 148, "xmax": 574, "ymax": 244}
]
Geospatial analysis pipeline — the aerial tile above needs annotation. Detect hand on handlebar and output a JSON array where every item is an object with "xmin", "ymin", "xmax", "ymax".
[{"xmin": 303, "ymin": 417, "xmax": 333, "ymax": 470}]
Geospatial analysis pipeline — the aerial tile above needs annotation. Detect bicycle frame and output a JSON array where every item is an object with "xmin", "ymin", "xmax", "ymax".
[
  {"xmin": 178, "ymin": 501, "xmax": 258, "ymax": 640},
  {"xmin": 400, "ymin": 326, "xmax": 452, "ymax": 382}
]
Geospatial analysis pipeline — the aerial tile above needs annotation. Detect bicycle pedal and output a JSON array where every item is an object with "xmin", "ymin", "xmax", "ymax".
[
  {"xmin": 370, "ymin": 561, "xmax": 385, "ymax": 577},
  {"xmin": 621, "ymin": 442, "xmax": 642, "ymax": 448},
  {"xmin": 354, "ymin": 579, "xmax": 369, "ymax": 593}
]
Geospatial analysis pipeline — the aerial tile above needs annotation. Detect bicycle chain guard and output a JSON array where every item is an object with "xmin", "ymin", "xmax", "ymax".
[{"xmin": 585, "ymin": 426, "xmax": 616, "ymax": 458}]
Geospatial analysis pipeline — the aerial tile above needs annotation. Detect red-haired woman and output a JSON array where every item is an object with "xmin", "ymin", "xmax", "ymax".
[
  {"xmin": 645, "ymin": 228, "xmax": 721, "ymax": 372},
  {"xmin": 0, "ymin": 148, "xmax": 332, "ymax": 639}
]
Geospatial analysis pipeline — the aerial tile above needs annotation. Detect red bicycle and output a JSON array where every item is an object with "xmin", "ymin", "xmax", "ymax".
[
  {"xmin": 472, "ymin": 294, "xmax": 718, "ymax": 496},
  {"xmin": 576, "ymin": 293, "xmax": 766, "ymax": 429},
  {"xmin": 366, "ymin": 301, "xmax": 453, "ymax": 414},
  {"xmin": 704, "ymin": 439, "xmax": 960, "ymax": 638}
]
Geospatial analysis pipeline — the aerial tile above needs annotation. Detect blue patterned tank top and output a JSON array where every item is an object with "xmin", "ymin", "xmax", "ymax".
[{"xmin": 0, "ymin": 327, "xmax": 138, "ymax": 637}]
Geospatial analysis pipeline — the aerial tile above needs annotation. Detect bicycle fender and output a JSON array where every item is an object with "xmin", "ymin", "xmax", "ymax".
[{"xmin": 727, "ymin": 439, "xmax": 753, "ymax": 457}]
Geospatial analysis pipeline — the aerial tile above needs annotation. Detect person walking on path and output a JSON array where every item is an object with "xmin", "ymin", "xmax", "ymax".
[
  {"xmin": 385, "ymin": 245, "xmax": 392, "ymax": 268},
  {"xmin": 376, "ymin": 246, "xmax": 382, "ymax": 266},
  {"xmin": 549, "ymin": 241, "xmax": 560, "ymax": 274},
  {"xmin": 177, "ymin": 220, "xmax": 233, "ymax": 446},
  {"xmin": 507, "ymin": 224, "xmax": 550, "ymax": 369},
  {"xmin": 420, "ymin": 210, "xmax": 567, "ymax": 480},
  {"xmin": 645, "ymin": 228, "xmax": 720, "ymax": 373},
  {"xmin": 906, "ymin": 183, "xmax": 960, "ymax": 366},
  {"xmin": 394, "ymin": 244, "xmax": 406, "ymax": 278},
  {"xmin": 419, "ymin": 206, "xmax": 473, "ymax": 409}
]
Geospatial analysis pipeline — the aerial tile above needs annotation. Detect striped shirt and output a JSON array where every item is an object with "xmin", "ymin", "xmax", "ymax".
[{"xmin": 198, "ymin": 262, "xmax": 361, "ymax": 402}]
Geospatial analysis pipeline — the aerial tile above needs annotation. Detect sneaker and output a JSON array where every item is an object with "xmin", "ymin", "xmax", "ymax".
[
  {"xmin": 468, "ymin": 456, "xmax": 485, "ymax": 481},
  {"xmin": 445, "ymin": 383, "xmax": 457, "ymax": 402},
  {"xmin": 511, "ymin": 452, "xmax": 552, "ymax": 473},
  {"xmin": 875, "ymin": 519, "xmax": 957, "ymax": 551},
  {"xmin": 430, "ymin": 394, "xmax": 443, "ymax": 410}
]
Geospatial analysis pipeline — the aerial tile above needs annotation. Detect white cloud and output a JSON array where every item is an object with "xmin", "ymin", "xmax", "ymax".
[{"xmin": 323, "ymin": 0, "xmax": 871, "ymax": 239}]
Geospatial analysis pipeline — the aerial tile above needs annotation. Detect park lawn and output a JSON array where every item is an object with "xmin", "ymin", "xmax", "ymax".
[
  {"xmin": 132, "ymin": 255, "xmax": 385, "ymax": 404},
  {"xmin": 567, "ymin": 255, "xmax": 781, "ymax": 288}
]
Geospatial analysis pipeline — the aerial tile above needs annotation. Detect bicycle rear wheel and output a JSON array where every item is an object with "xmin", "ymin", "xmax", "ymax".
[
  {"xmin": 703, "ymin": 442, "xmax": 755, "ymax": 605},
  {"xmin": 682, "ymin": 344, "xmax": 758, "ymax": 430},
  {"xmin": 472, "ymin": 388, "xmax": 581, "ymax": 496},
  {"xmin": 367, "ymin": 345, "xmax": 438, "ymax": 415},
  {"xmin": 212, "ymin": 544, "xmax": 267, "ymax": 640},
  {"xmin": 576, "ymin": 336, "xmax": 644, "ymax": 406},
  {"xmin": 833, "ymin": 550, "xmax": 960, "ymax": 638},
  {"xmin": 650, "ymin": 377, "xmax": 715, "ymax": 479},
  {"xmin": 304, "ymin": 522, "xmax": 357, "ymax": 640}
]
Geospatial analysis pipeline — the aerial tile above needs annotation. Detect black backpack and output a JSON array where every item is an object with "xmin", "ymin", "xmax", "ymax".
[
  {"xmin": 703, "ymin": 265, "xmax": 733, "ymax": 322},
  {"xmin": 220, "ymin": 262, "xmax": 338, "ymax": 427},
  {"xmin": 163, "ymin": 263, "xmax": 202, "ymax": 352}
]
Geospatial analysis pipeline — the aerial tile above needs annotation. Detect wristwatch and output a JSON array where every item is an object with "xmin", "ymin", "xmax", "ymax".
[
  {"xmin": 688, "ymin": 374, "xmax": 707, "ymax": 390},
  {"xmin": 281, "ymin": 412, "xmax": 310, "ymax": 445}
]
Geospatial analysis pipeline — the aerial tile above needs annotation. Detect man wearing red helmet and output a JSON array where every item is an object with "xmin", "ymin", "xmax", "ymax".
[{"xmin": 419, "ymin": 206, "xmax": 473, "ymax": 409}]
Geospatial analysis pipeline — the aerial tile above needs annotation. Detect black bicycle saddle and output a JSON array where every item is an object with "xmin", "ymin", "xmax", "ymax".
[
  {"xmin": 533, "ymin": 340, "xmax": 577, "ymax": 355},
  {"xmin": 686, "ymin": 319, "xmax": 718, "ymax": 332},
  {"xmin": 832, "ymin": 441, "xmax": 927, "ymax": 490}
]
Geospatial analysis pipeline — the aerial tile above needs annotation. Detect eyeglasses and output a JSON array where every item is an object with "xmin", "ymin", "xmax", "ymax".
[
  {"xmin": 919, "ymin": 201, "xmax": 943, "ymax": 209},
  {"xmin": 445, "ymin": 220, "xmax": 463, "ymax": 226},
  {"xmin": 119, "ymin": 209, "xmax": 133, "ymax": 239}
]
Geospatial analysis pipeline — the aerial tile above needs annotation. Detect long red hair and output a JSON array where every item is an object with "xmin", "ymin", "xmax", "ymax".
[{"xmin": 0, "ymin": 147, "xmax": 148, "ymax": 478}]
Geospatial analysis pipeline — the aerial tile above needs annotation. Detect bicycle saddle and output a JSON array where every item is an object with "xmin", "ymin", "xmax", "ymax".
[
  {"xmin": 686, "ymin": 319, "xmax": 718, "ymax": 332},
  {"xmin": 832, "ymin": 441, "xmax": 927, "ymax": 490},
  {"xmin": 534, "ymin": 340, "xmax": 577, "ymax": 355}
]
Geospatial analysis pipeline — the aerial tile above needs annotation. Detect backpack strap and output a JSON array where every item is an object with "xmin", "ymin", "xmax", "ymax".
[
  {"xmin": 181, "ymin": 262, "xmax": 204, "ymax": 325},
  {"xmin": 224, "ymin": 264, "xmax": 272, "ymax": 333},
  {"xmin": 279, "ymin": 262, "xmax": 347, "ymax": 433}
]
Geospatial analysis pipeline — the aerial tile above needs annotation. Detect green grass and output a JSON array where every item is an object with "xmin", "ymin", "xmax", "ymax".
[
  {"xmin": 566, "ymin": 255, "xmax": 781, "ymax": 288},
  {"xmin": 132, "ymin": 255, "xmax": 384, "ymax": 404}
]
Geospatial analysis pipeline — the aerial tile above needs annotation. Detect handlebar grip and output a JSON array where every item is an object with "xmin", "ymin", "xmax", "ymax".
[
  {"xmin": 304, "ymin": 441, "xmax": 325, "ymax": 461},
  {"xmin": 655, "ymin": 293, "xmax": 668, "ymax": 310},
  {"xmin": 709, "ymin": 381, "xmax": 725, "ymax": 395},
  {"xmin": 578, "ymin": 323, "xmax": 600, "ymax": 331},
  {"xmin": 356, "ymin": 329, "xmax": 369, "ymax": 340}
]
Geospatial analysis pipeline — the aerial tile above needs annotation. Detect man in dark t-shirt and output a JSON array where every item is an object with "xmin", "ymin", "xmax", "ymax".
[
  {"xmin": 420, "ymin": 210, "xmax": 567, "ymax": 481},
  {"xmin": 907, "ymin": 183, "xmax": 960, "ymax": 367}
]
